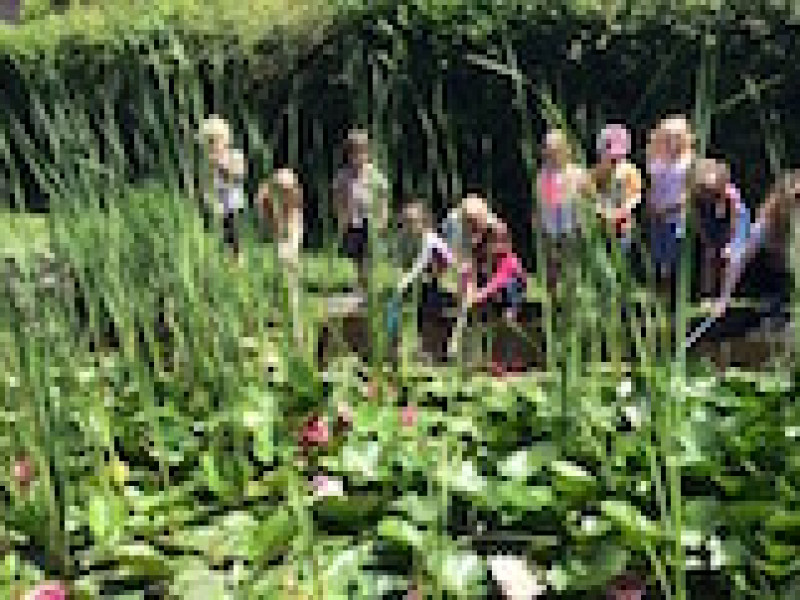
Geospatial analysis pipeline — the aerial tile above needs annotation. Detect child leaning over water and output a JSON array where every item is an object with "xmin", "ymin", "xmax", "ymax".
[
  {"xmin": 393, "ymin": 202, "xmax": 456, "ymax": 358},
  {"xmin": 691, "ymin": 158, "xmax": 749, "ymax": 299},
  {"xmin": 467, "ymin": 220, "xmax": 527, "ymax": 373},
  {"xmin": 713, "ymin": 170, "xmax": 800, "ymax": 321}
]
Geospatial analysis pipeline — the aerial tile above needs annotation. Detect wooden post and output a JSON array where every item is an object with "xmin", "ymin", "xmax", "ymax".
[{"xmin": 0, "ymin": 0, "xmax": 21, "ymax": 23}]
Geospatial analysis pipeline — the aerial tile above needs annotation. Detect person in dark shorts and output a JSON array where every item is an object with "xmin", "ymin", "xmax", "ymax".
[
  {"xmin": 199, "ymin": 115, "xmax": 246, "ymax": 260},
  {"xmin": 691, "ymin": 158, "xmax": 749, "ymax": 299},
  {"xmin": 467, "ymin": 220, "xmax": 528, "ymax": 373},
  {"xmin": 332, "ymin": 129, "xmax": 390, "ymax": 294},
  {"xmin": 393, "ymin": 202, "xmax": 456, "ymax": 359}
]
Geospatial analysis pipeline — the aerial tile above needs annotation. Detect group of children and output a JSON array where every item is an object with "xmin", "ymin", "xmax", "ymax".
[{"xmin": 198, "ymin": 113, "xmax": 800, "ymax": 366}]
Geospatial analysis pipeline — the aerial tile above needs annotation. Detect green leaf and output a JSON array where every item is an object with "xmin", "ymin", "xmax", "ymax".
[
  {"xmin": 600, "ymin": 500, "xmax": 660, "ymax": 541},
  {"xmin": 377, "ymin": 517, "xmax": 426, "ymax": 551},
  {"xmin": 427, "ymin": 549, "xmax": 485, "ymax": 598}
]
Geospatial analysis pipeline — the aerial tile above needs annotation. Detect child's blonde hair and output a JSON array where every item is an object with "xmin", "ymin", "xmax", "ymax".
[
  {"xmin": 692, "ymin": 158, "xmax": 730, "ymax": 193},
  {"xmin": 659, "ymin": 114, "xmax": 694, "ymax": 159},
  {"xmin": 199, "ymin": 115, "xmax": 231, "ymax": 149},
  {"xmin": 461, "ymin": 194, "xmax": 491, "ymax": 227},
  {"xmin": 402, "ymin": 201, "xmax": 433, "ymax": 230},
  {"xmin": 543, "ymin": 128, "xmax": 573, "ymax": 163},
  {"xmin": 220, "ymin": 148, "xmax": 246, "ymax": 179},
  {"xmin": 344, "ymin": 129, "xmax": 370, "ymax": 158},
  {"xmin": 258, "ymin": 167, "xmax": 302, "ymax": 220}
]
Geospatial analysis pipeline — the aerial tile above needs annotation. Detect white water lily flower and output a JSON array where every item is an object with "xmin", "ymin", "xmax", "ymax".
[
  {"xmin": 7, "ymin": 376, "xmax": 19, "ymax": 388},
  {"xmin": 708, "ymin": 536, "xmax": 724, "ymax": 569},
  {"xmin": 581, "ymin": 515, "xmax": 600, "ymax": 535},
  {"xmin": 786, "ymin": 426, "xmax": 800, "ymax": 439},
  {"xmin": 622, "ymin": 404, "xmax": 643, "ymax": 428},
  {"xmin": 488, "ymin": 554, "xmax": 546, "ymax": 600},
  {"xmin": 241, "ymin": 410, "xmax": 262, "ymax": 429},
  {"xmin": 616, "ymin": 379, "xmax": 633, "ymax": 398},
  {"xmin": 311, "ymin": 475, "xmax": 344, "ymax": 500},
  {"xmin": 77, "ymin": 368, "xmax": 96, "ymax": 383},
  {"xmin": 239, "ymin": 336, "xmax": 258, "ymax": 350}
]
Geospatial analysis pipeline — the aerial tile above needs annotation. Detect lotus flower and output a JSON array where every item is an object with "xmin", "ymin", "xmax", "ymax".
[
  {"xmin": 299, "ymin": 415, "xmax": 330, "ymax": 449},
  {"xmin": 617, "ymin": 379, "xmax": 633, "ymax": 398},
  {"xmin": 405, "ymin": 585, "xmax": 423, "ymax": 600},
  {"xmin": 311, "ymin": 474, "xmax": 344, "ymax": 499},
  {"xmin": 13, "ymin": 457, "xmax": 33, "ymax": 489},
  {"xmin": 24, "ymin": 581, "xmax": 68, "ymax": 600},
  {"xmin": 607, "ymin": 573, "xmax": 645, "ymax": 600},
  {"xmin": 488, "ymin": 554, "xmax": 545, "ymax": 599},
  {"xmin": 400, "ymin": 404, "xmax": 418, "ymax": 428}
]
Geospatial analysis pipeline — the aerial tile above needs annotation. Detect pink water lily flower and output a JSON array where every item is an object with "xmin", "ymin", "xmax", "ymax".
[
  {"xmin": 24, "ymin": 581, "xmax": 68, "ymax": 600},
  {"xmin": 13, "ymin": 457, "xmax": 34, "ymax": 489},
  {"xmin": 607, "ymin": 573, "xmax": 645, "ymax": 600},
  {"xmin": 299, "ymin": 414, "xmax": 330, "ymax": 449},
  {"xmin": 405, "ymin": 585, "xmax": 423, "ymax": 600},
  {"xmin": 400, "ymin": 404, "xmax": 418, "ymax": 427},
  {"xmin": 311, "ymin": 474, "xmax": 344, "ymax": 499}
]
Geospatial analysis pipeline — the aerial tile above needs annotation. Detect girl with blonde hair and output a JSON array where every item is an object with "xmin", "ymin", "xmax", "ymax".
[
  {"xmin": 536, "ymin": 128, "xmax": 589, "ymax": 292},
  {"xmin": 645, "ymin": 114, "xmax": 695, "ymax": 289},
  {"xmin": 256, "ymin": 168, "xmax": 305, "ymax": 344},
  {"xmin": 198, "ymin": 115, "xmax": 247, "ymax": 259}
]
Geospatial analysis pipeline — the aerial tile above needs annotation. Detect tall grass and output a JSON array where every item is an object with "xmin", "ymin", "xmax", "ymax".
[{"xmin": 0, "ymin": 12, "xmax": 796, "ymax": 599}]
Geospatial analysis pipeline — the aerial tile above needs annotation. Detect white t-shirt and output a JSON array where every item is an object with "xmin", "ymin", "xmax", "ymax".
[
  {"xmin": 397, "ymin": 231, "xmax": 454, "ymax": 293},
  {"xmin": 333, "ymin": 163, "xmax": 389, "ymax": 228},
  {"xmin": 213, "ymin": 168, "xmax": 245, "ymax": 214}
]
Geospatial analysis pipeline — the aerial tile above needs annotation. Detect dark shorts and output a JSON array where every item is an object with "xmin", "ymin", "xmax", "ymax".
[
  {"xmin": 417, "ymin": 279, "xmax": 456, "ymax": 324},
  {"xmin": 476, "ymin": 276, "xmax": 525, "ymax": 322},
  {"xmin": 223, "ymin": 210, "xmax": 241, "ymax": 253},
  {"xmin": 343, "ymin": 223, "xmax": 369, "ymax": 266},
  {"xmin": 649, "ymin": 218, "xmax": 684, "ymax": 272}
]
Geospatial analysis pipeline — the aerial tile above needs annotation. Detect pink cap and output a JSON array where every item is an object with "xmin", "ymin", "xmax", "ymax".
[{"xmin": 598, "ymin": 124, "xmax": 631, "ymax": 160}]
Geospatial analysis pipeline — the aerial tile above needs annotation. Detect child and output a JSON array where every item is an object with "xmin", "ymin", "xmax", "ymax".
[
  {"xmin": 645, "ymin": 115, "xmax": 694, "ymax": 292},
  {"xmin": 332, "ymin": 129, "xmax": 390, "ymax": 294},
  {"xmin": 536, "ymin": 128, "xmax": 589, "ymax": 293},
  {"xmin": 256, "ymin": 168, "xmax": 305, "ymax": 344},
  {"xmin": 394, "ymin": 202, "xmax": 456, "ymax": 359},
  {"xmin": 257, "ymin": 168, "xmax": 304, "ymax": 267},
  {"xmin": 592, "ymin": 124, "xmax": 643, "ymax": 252},
  {"xmin": 467, "ymin": 220, "xmax": 527, "ymax": 373},
  {"xmin": 691, "ymin": 158, "xmax": 749, "ymax": 299},
  {"xmin": 443, "ymin": 194, "xmax": 497, "ymax": 295},
  {"xmin": 199, "ymin": 115, "xmax": 246, "ymax": 258},
  {"xmin": 715, "ymin": 170, "xmax": 800, "ymax": 320}
]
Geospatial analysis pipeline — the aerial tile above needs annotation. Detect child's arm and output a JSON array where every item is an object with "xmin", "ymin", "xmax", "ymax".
[
  {"xmin": 280, "ymin": 208, "xmax": 303, "ymax": 265},
  {"xmin": 726, "ymin": 185, "xmax": 750, "ymax": 257},
  {"xmin": 332, "ymin": 174, "xmax": 349, "ymax": 235},
  {"xmin": 620, "ymin": 164, "xmax": 643, "ymax": 220},
  {"xmin": 473, "ymin": 253, "xmax": 520, "ymax": 305},
  {"xmin": 397, "ymin": 235, "xmax": 435, "ymax": 295}
]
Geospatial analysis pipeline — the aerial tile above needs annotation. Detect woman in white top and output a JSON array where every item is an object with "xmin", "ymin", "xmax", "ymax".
[{"xmin": 332, "ymin": 129, "xmax": 390, "ymax": 292}]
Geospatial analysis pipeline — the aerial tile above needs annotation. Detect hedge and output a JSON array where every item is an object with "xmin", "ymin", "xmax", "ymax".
[{"xmin": 2, "ymin": 0, "xmax": 800, "ymax": 256}]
